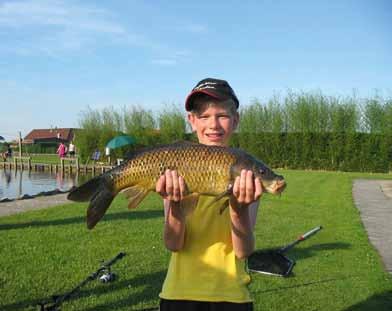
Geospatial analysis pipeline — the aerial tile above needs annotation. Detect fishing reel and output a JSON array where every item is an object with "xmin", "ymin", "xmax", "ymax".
[
  {"xmin": 98, "ymin": 266, "xmax": 116, "ymax": 283},
  {"xmin": 37, "ymin": 252, "xmax": 126, "ymax": 311}
]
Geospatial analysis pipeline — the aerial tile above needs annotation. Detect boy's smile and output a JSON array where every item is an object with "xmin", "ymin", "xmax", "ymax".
[{"xmin": 188, "ymin": 103, "xmax": 239, "ymax": 147}]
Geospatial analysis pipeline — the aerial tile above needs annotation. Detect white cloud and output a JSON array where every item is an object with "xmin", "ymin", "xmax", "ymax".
[
  {"xmin": 0, "ymin": 0, "xmax": 128, "ymax": 55},
  {"xmin": 0, "ymin": 0, "xmax": 193, "ymax": 63},
  {"xmin": 150, "ymin": 49, "xmax": 192, "ymax": 66},
  {"xmin": 151, "ymin": 58, "xmax": 177, "ymax": 66},
  {"xmin": 0, "ymin": 0, "xmax": 124, "ymax": 33}
]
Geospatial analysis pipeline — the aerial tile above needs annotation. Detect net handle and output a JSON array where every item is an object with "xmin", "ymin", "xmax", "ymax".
[{"xmin": 279, "ymin": 226, "xmax": 322, "ymax": 253}]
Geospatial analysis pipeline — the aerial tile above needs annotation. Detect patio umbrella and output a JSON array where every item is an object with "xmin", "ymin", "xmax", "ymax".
[{"xmin": 106, "ymin": 135, "xmax": 136, "ymax": 149}]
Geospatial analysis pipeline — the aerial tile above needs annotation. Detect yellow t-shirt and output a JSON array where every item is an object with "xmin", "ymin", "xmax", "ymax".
[{"xmin": 159, "ymin": 195, "xmax": 252, "ymax": 302}]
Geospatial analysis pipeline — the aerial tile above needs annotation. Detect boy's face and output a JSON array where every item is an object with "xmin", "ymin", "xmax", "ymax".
[{"xmin": 187, "ymin": 101, "xmax": 239, "ymax": 146}]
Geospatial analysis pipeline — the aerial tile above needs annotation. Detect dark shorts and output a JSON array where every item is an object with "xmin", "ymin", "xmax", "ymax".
[{"xmin": 159, "ymin": 298, "xmax": 253, "ymax": 311}]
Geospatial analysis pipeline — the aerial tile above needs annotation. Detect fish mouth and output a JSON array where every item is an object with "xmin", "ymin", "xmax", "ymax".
[{"xmin": 265, "ymin": 179, "xmax": 286, "ymax": 195}]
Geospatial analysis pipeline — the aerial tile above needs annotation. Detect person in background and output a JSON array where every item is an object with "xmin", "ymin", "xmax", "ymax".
[
  {"xmin": 57, "ymin": 142, "xmax": 67, "ymax": 158},
  {"xmin": 6, "ymin": 144, "xmax": 12, "ymax": 158},
  {"xmin": 68, "ymin": 141, "xmax": 76, "ymax": 157},
  {"xmin": 156, "ymin": 78, "xmax": 263, "ymax": 311}
]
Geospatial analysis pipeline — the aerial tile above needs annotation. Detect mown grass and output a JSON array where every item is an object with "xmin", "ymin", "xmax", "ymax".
[
  {"xmin": 0, "ymin": 170, "xmax": 391, "ymax": 310},
  {"xmin": 30, "ymin": 154, "xmax": 71, "ymax": 164},
  {"xmin": 2, "ymin": 154, "xmax": 67, "ymax": 165}
]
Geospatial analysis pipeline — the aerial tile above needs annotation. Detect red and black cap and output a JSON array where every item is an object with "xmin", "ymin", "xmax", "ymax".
[{"xmin": 185, "ymin": 78, "xmax": 239, "ymax": 111}]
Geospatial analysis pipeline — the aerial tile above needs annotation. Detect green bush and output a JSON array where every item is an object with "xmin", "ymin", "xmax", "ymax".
[{"xmin": 73, "ymin": 93, "xmax": 391, "ymax": 172}]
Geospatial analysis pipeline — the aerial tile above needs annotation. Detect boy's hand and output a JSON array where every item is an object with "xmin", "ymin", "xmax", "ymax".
[
  {"xmin": 230, "ymin": 169, "xmax": 263, "ymax": 210},
  {"xmin": 158, "ymin": 169, "xmax": 187, "ymax": 251},
  {"xmin": 156, "ymin": 169, "xmax": 186, "ymax": 202}
]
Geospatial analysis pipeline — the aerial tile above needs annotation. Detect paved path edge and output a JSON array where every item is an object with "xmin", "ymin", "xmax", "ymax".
[{"xmin": 352, "ymin": 179, "xmax": 392, "ymax": 274}]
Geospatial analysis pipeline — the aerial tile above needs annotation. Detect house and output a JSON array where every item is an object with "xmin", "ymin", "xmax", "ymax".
[{"xmin": 23, "ymin": 128, "xmax": 77, "ymax": 145}]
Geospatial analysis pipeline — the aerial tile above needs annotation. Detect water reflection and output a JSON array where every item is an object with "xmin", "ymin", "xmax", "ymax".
[{"xmin": 0, "ymin": 169, "xmax": 92, "ymax": 200}]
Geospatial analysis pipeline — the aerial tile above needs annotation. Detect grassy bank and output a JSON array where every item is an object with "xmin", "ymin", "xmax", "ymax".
[
  {"xmin": 30, "ymin": 154, "xmax": 64, "ymax": 164},
  {"xmin": 0, "ymin": 170, "xmax": 392, "ymax": 310},
  {"xmin": 2, "ymin": 154, "xmax": 69, "ymax": 165}
]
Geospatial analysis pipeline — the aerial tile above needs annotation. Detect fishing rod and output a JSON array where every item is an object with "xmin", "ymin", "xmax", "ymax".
[{"xmin": 37, "ymin": 252, "xmax": 126, "ymax": 311}]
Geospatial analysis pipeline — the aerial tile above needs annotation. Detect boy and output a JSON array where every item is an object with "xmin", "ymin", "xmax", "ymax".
[{"xmin": 156, "ymin": 78, "xmax": 262, "ymax": 310}]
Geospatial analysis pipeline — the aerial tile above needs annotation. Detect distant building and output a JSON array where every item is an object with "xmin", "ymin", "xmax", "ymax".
[{"xmin": 23, "ymin": 128, "xmax": 77, "ymax": 145}]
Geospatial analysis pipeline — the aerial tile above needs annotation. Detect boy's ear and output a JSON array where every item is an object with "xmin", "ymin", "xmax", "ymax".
[{"xmin": 187, "ymin": 113, "xmax": 197, "ymax": 131}]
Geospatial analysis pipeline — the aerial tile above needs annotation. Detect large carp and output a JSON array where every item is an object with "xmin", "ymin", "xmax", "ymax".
[{"xmin": 68, "ymin": 142, "xmax": 286, "ymax": 229}]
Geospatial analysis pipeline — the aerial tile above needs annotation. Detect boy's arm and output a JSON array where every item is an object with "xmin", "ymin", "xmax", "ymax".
[
  {"xmin": 163, "ymin": 199, "xmax": 186, "ymax": 251},
  {"xmin": 157, "ymin": 170, "xmax": 186, "ymax": 252},
  {"xmin": 229, "ymin": 170, "xmax": 262, "ymax": 259}
]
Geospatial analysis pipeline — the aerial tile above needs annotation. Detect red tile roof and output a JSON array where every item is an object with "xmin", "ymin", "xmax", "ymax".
[{"xmin": 24, "ymin": 128, "xmax": 76, "ymax": 143}]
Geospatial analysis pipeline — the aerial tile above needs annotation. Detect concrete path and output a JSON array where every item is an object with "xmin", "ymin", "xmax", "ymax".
[
  {"xmin": 353, "ymin": 179, "xmax": 392, "ymax": 274},
  {"xmin": 0, "ymin": 193, "xmax": 70, "ymax": 217}
]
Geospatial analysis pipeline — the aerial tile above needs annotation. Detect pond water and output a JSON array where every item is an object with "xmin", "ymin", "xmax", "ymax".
[{"xmin": 0, "ymin": 169, "xmax": 92, "ymax": 200}]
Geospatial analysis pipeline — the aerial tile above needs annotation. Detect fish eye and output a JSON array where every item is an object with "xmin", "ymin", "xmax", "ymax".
[{"xmin": 259, "ymin": 169, "xmax": 265, "ymax": 175}]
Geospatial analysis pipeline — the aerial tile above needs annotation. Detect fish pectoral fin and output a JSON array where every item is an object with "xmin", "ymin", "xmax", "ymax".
[
  {"xmin": 180, "ymin": 193, "xmax": 200, "ymax": 216},
  {"xmin": 204, "ymin": 187, "xmax": 233, "ymax": 213},
  {"xmin": 121, "ymin": 186, "xmax": 149, "ymax": 210},
  {"xmin": 219, "ymin": 199, "xmax": 230, "ymax": 214}
]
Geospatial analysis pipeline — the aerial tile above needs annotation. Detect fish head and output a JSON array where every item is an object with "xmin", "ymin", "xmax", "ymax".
[
  {"xmin": 252, "ymin": 160, "xmax": 286, "ymax": 195},
  {"xmin": 232, "ymin": 153, "xmax": 286, "ymax": 195}
]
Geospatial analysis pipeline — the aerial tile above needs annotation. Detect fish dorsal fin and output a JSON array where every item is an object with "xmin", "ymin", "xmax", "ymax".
[
  {"xmin": 180, "ymin": 193, "xmax": 200, "ymax": 216},
  {"xmin": 121, "ymin": 186, "xmax": 150, "ymax": 210}
]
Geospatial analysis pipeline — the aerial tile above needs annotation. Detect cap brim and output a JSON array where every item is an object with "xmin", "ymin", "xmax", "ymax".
[{"xmin": 185, "ymin": 90, "xmax": 222, "ymax": 111}]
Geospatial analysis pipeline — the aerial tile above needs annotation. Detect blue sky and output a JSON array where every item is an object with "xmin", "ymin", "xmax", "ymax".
[{"xmin": 0, "ymin": 0, "xmax": 391, "ymax": 141}]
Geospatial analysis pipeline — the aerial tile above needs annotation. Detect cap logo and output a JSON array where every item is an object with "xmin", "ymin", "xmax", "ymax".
[{"xmin": 194, "ymin": 81, "xmax": 219, "ymax": 91}]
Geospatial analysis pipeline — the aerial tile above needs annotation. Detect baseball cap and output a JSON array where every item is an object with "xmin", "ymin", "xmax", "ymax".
[{"xmin": 185, "ymin": 78, "xmax": 239, "ymax": 111}]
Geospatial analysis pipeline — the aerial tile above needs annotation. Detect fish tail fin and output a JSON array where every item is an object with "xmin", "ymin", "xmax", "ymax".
[
  {"xmin": 67, "ymin": 176, "xmax": 101, "ymax": 202},
  {"xmin": 87, "ymin": 185, "xmax": 115, "ymax": 229},
  {"xmin": 67, "ymin": 175, "xmax": 116, "ymax": 229}
]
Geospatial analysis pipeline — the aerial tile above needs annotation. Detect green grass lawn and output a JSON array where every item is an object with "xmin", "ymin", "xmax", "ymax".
[
  {"xmin": 1, "ymin": 170, "xmax": 392, "ymax": 310},
  {"xmin": 2, "ymin": 154, "xmax": 66, "ymax": 165},
  {"xmin": 30, "ymin": 154, "xmax": 70, "ymax": 164}
]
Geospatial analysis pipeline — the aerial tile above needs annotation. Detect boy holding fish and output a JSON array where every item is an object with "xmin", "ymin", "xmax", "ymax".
[
  {"xmin": 157, "ymin": 78, "xmax": 263, "ymax": 310},
  {"xmin": 68, "ymin": 77, "xmax": 285, "ymax": 308}
]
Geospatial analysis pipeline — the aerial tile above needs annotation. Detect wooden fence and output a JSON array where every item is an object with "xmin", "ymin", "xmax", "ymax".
[{"xmin": 0, "ymin": 157, "xmax": 113, "ymax": 174}]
